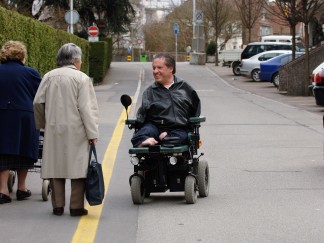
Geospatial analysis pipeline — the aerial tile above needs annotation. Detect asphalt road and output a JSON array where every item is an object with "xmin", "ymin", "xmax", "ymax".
[{"xmin": 2, "ymin": 62, "xmax": 324, "ymax": 243}]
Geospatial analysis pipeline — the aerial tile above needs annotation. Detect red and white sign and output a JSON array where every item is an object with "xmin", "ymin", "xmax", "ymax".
[{"xmin": 88, "ymin": 26, "xmax": 99, "ymax": 37}]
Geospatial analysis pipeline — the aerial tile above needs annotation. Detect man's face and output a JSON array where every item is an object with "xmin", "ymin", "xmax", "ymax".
[{"xmin": 152, "ymin": 57, "xmax": 173, "ymax": 85}]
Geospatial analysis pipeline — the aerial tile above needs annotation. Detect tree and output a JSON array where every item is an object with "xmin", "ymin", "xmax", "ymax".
[
  {"xmin": 143, "ymin": 1, "xmax": 193, "ymax": 54},
  {"xmin": 6, "ymin": 0, "xmax": 135, "ymax": 35},
  {"xmin": 233, "ymin": 0, "xmax": 264, "ymax": 44},
  {"xmin": 201, "ymin": 0, "xmax": 232, "ymax": 66},
  {"xmin": 263, "ymin": 0, "xmax": 301, "ymax": 59}
]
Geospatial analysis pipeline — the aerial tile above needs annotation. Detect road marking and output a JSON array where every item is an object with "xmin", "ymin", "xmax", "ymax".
[
  {"xmin": 130, "ymin": 67, "xmax": 143, "ymax": 117},
  {"xmin": 71, "ymin": 106, "xmax": 130, "ymax": 243}
]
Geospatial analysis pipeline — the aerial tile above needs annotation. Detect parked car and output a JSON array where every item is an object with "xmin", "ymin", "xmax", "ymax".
[
  {"xmin": 311, "ymin": 62, "xmax": 324, "ymax": 106},
  {"xmin": 232, "ymin": 42, "xmax": 304, "ymax": 76},
  {"xmin": 259, "ymin": 52, "xmax": 304, "ymax": 87},
  {"xmin": 239, "ymin": 50, "xmax": 291, "ymax": 82}
]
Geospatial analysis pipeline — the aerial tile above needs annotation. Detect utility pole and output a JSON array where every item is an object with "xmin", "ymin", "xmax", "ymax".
[
  {"xmin": 70, "ymin": 0, "xmax": 73, "ymax": 34},
  {"xmin": 192, "ymin": 0, "xmax": 196, "ymax": 52}
]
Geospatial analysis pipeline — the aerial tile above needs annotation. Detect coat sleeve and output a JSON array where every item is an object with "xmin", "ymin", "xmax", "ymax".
[
  {"xmin": 33, "ymin": 75, "xmax": 48, "ymax": 129},
  {"xmin": 78, "ymin": 76, "xmax": 99, "ymax": 139},
  {"xmin": 136, "ymin": 89, "xmax": 150, "ymax": 124}
]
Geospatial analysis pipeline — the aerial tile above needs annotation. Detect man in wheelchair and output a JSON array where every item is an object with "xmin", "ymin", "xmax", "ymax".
[
  {"xmin": 131, "ymin": 53, "xmax": 201, "ymax": 148},
  {"xmin": 121, "ymin": 53, "xmax": 209, "ymax": 204}
]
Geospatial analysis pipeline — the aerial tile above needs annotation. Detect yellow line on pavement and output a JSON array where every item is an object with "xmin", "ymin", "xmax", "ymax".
[{"xmin": 71, "ymin": 106, "xmax": 130, "ymax": 243}]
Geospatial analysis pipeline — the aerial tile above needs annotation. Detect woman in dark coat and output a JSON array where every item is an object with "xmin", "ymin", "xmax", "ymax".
[{"xmin": 0, "ymin": 41, "xmax": 41, "ymax": 204}]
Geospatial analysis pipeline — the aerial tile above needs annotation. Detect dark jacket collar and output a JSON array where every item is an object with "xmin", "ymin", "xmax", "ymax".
[
  {"xmin": 1, "ymin": 60, "xmax": 24, "ymax": 66},
  {"xmin": 152, "ymin": 75, "xmax": 183, "ymax": 89}
]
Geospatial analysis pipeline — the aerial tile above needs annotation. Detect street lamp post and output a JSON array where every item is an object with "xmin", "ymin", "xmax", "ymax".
[{"xmin": 131, "ymin": 23, "xmax": 135, "ymax": 62}]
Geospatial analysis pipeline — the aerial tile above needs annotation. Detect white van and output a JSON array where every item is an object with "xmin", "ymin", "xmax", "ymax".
[
  {"xmin": 261, "ymin": 35, "xmax": 304, "ymax": 52},
  {"xmin": 261, "ymin": 35, "xmax": 302, "ymax": 43}
]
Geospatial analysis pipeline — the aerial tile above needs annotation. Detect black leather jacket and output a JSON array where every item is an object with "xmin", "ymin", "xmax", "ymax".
[{"xmin": 136, "ymin": 76, "xmax": 201, "ymax": 129}]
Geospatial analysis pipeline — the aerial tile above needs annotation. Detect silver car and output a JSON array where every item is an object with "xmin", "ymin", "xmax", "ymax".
[{"xmin": 239, "ymin": 50, "xmax": 292, "ymax": 81}]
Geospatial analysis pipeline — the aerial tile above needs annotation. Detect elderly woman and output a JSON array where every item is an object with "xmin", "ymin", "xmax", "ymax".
[
  {"xmin": 0, "ymin": 41, "xmax": 41, "ymax": 204},
  {"xmin": 34, "ymin": 43, "xmax": 99, "ymax": 216}
]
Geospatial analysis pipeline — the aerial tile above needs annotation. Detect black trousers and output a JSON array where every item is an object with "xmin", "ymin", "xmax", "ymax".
[{"xmin": 131, "ymin": 122, "xmax": 188, "ymax": 147}]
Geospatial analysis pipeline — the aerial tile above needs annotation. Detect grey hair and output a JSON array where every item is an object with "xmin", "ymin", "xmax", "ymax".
[{"xmin": 56, "ymin": 43, "xmax": 82, "ymax": 67}]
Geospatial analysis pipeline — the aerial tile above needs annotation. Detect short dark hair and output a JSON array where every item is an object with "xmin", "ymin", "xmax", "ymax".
[
  {"xmin": 56, "ymin": 43, "xmax": 82, "ymax": 67},
  {"xmin": 153, "ymin": 53, "xmax": 176, "ymax": 74}
]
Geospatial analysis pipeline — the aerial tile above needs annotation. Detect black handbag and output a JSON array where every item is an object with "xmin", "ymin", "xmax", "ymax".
[{"xmin": 85, "ymin": 144, "xmax": 105, "ymax": 206}]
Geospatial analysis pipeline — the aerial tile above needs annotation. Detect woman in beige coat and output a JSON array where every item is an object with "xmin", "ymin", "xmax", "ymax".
[{"xmin": 34, "ymin": 43, "xmax": 99, "ymax": 216}]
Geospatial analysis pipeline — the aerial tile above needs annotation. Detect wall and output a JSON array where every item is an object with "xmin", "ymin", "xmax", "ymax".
[{"xmin": 279, "ymin": 44, "xmax": 324, "ymax": 96}]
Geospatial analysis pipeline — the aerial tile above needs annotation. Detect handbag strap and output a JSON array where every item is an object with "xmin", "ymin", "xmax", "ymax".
[{"xmin": 89, "ymin": 143, "xmax": 99, "ymax": 165}]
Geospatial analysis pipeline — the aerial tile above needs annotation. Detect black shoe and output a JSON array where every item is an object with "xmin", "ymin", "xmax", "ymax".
[
  {"xmin": 70, "ymin": 208, "xmax": 88, "ymax": 216},
  {"xmin": 16, "ymin": 189, "xmax": 31, "ymax": 201},
  {"xmin": 53, "ymin": 207, "xmax": 64, "ymax": 216},
  {"xmin": 0, "ymin": 193, "xmax": 12, "ymax": 204}
]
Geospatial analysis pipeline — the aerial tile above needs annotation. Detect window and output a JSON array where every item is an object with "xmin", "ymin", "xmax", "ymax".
[{"xmin": 259, "ymin": 53, "xmax": 279, "ymax": 61}]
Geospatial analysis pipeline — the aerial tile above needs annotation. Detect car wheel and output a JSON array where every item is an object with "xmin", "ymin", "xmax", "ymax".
[
  {"xmin": 272, "ymin": 73, "xmax": 279, "ymax": 88},
  {"xmin": 232, "ymin": 62, "xmax": 241, "ymax": 76},
  {"xmin": 251, "ymin": 69, "xmax": 260, "ymax": 82}
]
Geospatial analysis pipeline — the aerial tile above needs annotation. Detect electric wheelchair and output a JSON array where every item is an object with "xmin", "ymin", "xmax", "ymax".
[{"xmin": 121, "ymin": 94, "xmax": 209, "ymax": 204}]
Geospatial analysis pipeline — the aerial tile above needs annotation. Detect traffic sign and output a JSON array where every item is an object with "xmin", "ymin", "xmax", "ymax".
[
  {"xmin": 64, "ymin": 10, "xmax": 80, "ymax": 24},
  {"xmin": 195, "ymin": 10, "xmax": 203, "ymax": 24},
  {"xmin": 174, "ymin": 23, "xmax": 179, "ymax": 35},
  {"xmin": 88, "ymin": 36, "xmax": 99, "ymax": 42},
  {"xmin": 88, "ymin": 25, "xmax": 99, "ymax": 37}
]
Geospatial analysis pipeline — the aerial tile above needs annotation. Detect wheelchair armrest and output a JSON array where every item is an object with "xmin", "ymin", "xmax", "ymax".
[{"xmin": 189, "ymin": 116, "xmax": 206, "ymax": 124}]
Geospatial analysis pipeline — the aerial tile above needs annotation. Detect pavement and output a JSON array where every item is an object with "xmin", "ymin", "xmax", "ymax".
[{"xmin": 206, "ymin": 63, "xmax": 324, "ymax": 115}]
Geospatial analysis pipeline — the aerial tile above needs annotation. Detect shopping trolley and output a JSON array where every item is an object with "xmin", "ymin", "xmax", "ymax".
[{"xmin": 7, "ymin": 131, "xmax": 51, "ymax": 201}]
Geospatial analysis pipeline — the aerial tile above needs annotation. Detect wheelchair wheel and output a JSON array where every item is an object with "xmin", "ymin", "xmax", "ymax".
[
  {"xmin": 130, "ymin": 176, "xmax": 145, "ymax": 204},
  {"xmin": 184, "ymin": 175, "xmax": 197, "ymax": 204},
  {"xmin": 8, "ymin": 171, "xmax": 16, "ymax": 193},
  {"xmin": 42, "ymin": 179, "xmax": 51, "ymax": 201},
  {"xmin": 198, "ymin": 160, "xmax": 209, "ymax": 197}
]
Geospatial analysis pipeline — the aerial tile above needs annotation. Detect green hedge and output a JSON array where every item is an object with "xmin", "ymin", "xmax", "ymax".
[
  {"xmin": 206, "ymin": 41, "xmax": 216, "ymax": 55},
  {"xmin": 100, "ymin": 37, "xmax": 113, "ymax": 69},
  {"xmin": 0, "ymin": 7, "xmax": 89, "ymax": 76},
  {"xmin": 89, "ymin": 38, "xmax": 112, "ymax": 84}
]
